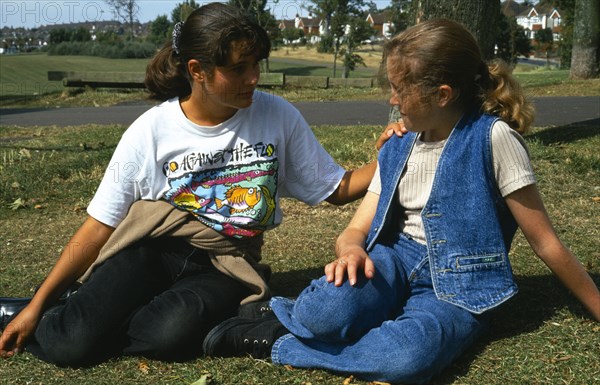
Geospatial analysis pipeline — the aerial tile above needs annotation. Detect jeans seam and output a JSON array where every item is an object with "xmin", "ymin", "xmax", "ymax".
[
  {"xmin": 173, "ymin": 247, "xmax": 198, "ymax": 281},
  {"xmin": 271, "ymin": 333, "xmax": 293, "ymax": 363},
  {"xmin": 407, "ymin": 255, "xmax": 429, "ymax": 283}
]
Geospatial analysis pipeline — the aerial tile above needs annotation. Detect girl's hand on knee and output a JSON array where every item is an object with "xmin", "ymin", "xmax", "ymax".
[{"xmin": 325, "ymin": 247, "xmax": 375, "ymax": 287}]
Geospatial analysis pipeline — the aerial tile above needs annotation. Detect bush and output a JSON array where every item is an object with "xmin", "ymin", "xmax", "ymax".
[{"xmin": 48, "ymin": 41, "xmax": 158, "ymax": 59}]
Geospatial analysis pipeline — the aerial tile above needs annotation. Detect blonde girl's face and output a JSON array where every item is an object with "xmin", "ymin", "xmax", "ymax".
[{"xmin": 386, "ymin": 57, "xmax": 432, "ymax": 132}]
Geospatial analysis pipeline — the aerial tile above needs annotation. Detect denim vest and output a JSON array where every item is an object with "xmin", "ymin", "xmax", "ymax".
[{"xmin": 366, "ymin": 112, "xmax": 519, "ymax": 313}]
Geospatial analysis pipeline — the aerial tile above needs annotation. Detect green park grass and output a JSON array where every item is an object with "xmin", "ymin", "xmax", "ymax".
[
  {"xmin": 1, "ymin": 52, "xmax": 599, "ymax": 108},
  {"xmin": 0, "ymin": 52, "xmax": 599, "ymax": 384}
]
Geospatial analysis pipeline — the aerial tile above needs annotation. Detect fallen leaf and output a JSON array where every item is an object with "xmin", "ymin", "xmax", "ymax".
[
  {"xmin": 190, "ymin": 374, "xmax": 212, "ymax": 385},
  {"xmin": 556, "ymin": 355, "xmax": 572, "ymax": 362},
  {"xmin": 343, "ymin": 376, "xmax": 354, "ymax": 385},
  {"xmin": 592, "ymin": 197, "xmax": 600, "ymax": 202},
  {"xmin": 19, "ymin": 148, "xmax": 31, "ymax": 158},
  {"xmin": 137, "ymin": 360, "xmax": 149, "ymax": 374},
  {"xmin": 9, "ymin": 198, "xmax": 27, "ymax": 210}
]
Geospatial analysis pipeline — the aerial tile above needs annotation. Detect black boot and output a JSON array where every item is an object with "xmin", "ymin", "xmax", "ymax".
[
  {"xmin": 203, "ymin": 314, "xmax": 288, "ymax": 358},
  {"xmin": 0, "ymin": 297, "xmax": 31, "ymax": 332},
  {"xmin": 237, "ymin": 300, "xmax": 273, "ymax": 319},
  {"xmin": 1, "ymin": 282, "xmax": 82, "ymax": 332}
]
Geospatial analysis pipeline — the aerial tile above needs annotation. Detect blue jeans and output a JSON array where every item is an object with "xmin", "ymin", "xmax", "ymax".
[
  {"xmin": 270, "ymin": 233, "xmax": 490, "ymax": 384},
  {"xmin": 30, "ymin": 238, "xmax": 251, "ymax": 366}
]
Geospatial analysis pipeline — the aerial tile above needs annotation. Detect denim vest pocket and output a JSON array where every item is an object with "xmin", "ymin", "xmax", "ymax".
[
  {"xmin": 432, "ymin": 251, "xmax": 518, "ymax": 314},
  {"xmin": 456, "ymin": 253, "xmax": 504, "ymax": 271}
]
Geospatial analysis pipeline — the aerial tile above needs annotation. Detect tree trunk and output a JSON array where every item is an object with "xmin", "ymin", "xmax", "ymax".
[
  {"xmin": 570, "ymin": 0, "xmax": 600, "ymax": 79},
  {"xmin": 333, "ymin": 41, "xmax": 339, "ymax": 78},
  {"xmin": 412, "ymin": 0, "xmax": 500, "ymax": 60}
]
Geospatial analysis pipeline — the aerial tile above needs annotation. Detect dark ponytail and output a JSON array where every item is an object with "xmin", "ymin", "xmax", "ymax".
[
  {"xmin": 145, "ymin": 3, "xmax": 271, "ymax": 101},
  {"xmin": 145, "ymin": 41, "xmax": 190, "ymax": 101}
]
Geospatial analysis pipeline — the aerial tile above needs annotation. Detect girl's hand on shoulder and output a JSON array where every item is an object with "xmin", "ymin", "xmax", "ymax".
[
  {"xmin": 376, "ymin": 120, "xmax": 407, "ymax": 151},
  {"xmin": 325, "ymin": 245, "xmax": 375, "ymax": 287}
]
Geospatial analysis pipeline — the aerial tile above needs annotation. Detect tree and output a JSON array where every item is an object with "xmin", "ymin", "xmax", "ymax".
[
  {"xmin": 496, "ymin": 12, "xmax": 532, "ymax": 64},
  {"xmin": 311, "ymin": 0, "xmax": 338, "ymax": 40},
  {"xmin": 554, "ymin": 0, "xmax": 575, "ymax": 69},
  {"xmin": 281, "ymin": 26, "xmax": 305, "ymax": 45},
  {"xmin": 341, "ymin": 17, "xmax": 374, "ymax": 77},
  {"xmin": 534, "ymin": 27, "xmax": 554, "ymax": 65},
  {"xmin": 229, "ymin": 0, "xmax": 279, "ymax": 71},
  {"xmin": 311, "ymin": 0, "xmax": 372, "ymax": 77},
  {"xmin": 386, "ymin": 0, "xmax": 411, "ymax": 36},
  {"xmin": 410, "ymin": 0, "xmax": 500, "ymax": 60},
  {"xmin": 105, "ymin": 0, "xmax": 139, "ymax": 39},
  {"xmin": 570, "ymin": 0, "xmax": 600, "ymax": 78},
  {"xmin": 70, "ymin": 27, "xmax": 92, "ymax": 42},
  {"xmin": 171, "ymin": 0, "xmax": 200, "ymax": 24},
  {"xmin": 49, "ymin": 28, "xmax": 91, "ymax": 44},
  {"xmin": 49, "ymin": 28, "xmax": 70, "ymax": 44},
  {"xmin": 149, "ymin": 15, "xmax": 171, "ymax": 45}
]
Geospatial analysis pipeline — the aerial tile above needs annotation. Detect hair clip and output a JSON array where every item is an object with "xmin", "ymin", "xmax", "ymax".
[{"xmin": 172, "ymin": 22, "xmax": 184, "ymax": 55}]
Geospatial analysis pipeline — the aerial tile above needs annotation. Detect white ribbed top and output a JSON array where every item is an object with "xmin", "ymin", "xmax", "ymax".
[{"xmin": 368, "ymin": 121, "xmax": 536, "ymax": 244}]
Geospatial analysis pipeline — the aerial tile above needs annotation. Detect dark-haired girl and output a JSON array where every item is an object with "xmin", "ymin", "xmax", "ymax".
[{"xmin": 0, "ymin": 3, "xmax": 397, "ymax": 366}]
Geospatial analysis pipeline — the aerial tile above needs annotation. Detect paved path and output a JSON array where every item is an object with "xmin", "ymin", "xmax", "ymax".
[{"xmin": 1, "ymin": 96, "xmax": 598, "ymax": 128}]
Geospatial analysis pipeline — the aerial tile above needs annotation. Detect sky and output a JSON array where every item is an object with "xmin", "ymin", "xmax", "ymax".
[{"xmin": 0, "ymin": 0, "xmax": 395, "ymax": 29}]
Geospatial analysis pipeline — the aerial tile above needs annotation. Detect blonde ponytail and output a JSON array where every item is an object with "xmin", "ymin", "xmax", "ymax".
[{"xmin": 481, "ymin": 59, "xmax": 535, "ymax": 134}]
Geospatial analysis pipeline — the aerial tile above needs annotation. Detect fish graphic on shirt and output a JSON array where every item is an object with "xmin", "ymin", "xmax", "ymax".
[
  {"xmin": 171, "ymin": 187, "xmax": 212, "ymax": 212},
  {"xmin": 215, "ymin": 186, "xmax": 261, "ymax": 214},
  {"xmin": 192, "ymin": 168, "xmax": 276, "ymax": 189}
]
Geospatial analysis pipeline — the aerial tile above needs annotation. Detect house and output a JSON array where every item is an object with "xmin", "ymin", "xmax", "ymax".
[
  {"xmin": 513, "ymin": 2, "xmax": 563, "ymax": 41},
  {"xmin": 279, "ymin": 10, "xmax": 395, "ymax": 44},
  {"xmin": 365, "ymin": 11, "xmax": 394, "ymax": 39},
  {"xmin": 278, "ymin": 14, "xmax": 325, "ymax": 44}
]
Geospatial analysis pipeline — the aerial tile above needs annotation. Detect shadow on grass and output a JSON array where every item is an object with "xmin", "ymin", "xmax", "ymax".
[
  {"xmin": 0, "ymin": 142, "xmax": 115, "ymax": 152},
  {"xmin": 0, "ymin": 91, "xmax": 64, "ymax": 108},
  {"xmin": 528, "ymin": 118, "xmax": 600, "ymax": 144},
  {"xmin": 269, "ymin": 269, "xmax": 599, "ymax": 385},
  {"xmin": 432, "ymin": 272, "xmax": 599, "ymax": 384},
  {"xmin": 269, "ymin": 267, "xmax": 322, "ymax": 298}
]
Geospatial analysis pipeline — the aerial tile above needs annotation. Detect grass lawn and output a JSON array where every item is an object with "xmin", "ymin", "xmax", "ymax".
[
  {"xmin": 0, "ymin": 118, "xmax": 599, "ymax": 384},
  {"xmin": 2, "ymin": 52, "xmax": 599, "ymax": 108},
  {"xmin": 1, "ymin": 47, "xmax": 599, "ymax": 384}
]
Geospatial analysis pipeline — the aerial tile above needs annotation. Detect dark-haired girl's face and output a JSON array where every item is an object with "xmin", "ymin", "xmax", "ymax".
[{"xmin": 201, "ymin": 40, "xmax": 261, "ymax": 112}]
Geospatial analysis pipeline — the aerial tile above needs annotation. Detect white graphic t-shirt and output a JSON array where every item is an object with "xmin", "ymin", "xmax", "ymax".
[{"xmin": 88, "ymin": 92, "xmax": 345, "ymax": 238}]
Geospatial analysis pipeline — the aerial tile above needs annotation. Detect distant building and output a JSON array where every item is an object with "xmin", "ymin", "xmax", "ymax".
[
  {"xmin": 278, "ymin": 14, "xmax": 324, "ymax": 44},
  {"xmin": 279, "ymin": 11, "xmax": 396, "ymax": 45},
  {"xmin": 501, "ymin": 1, "xmax": 563, "ymax": 41},
  {"xmin": 0, "ymin": 20, "xmax": 151, "ymax": 52},
  {"xmin": 365, "ymin": 11, "xmax": 394, "ymax": 40}
]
